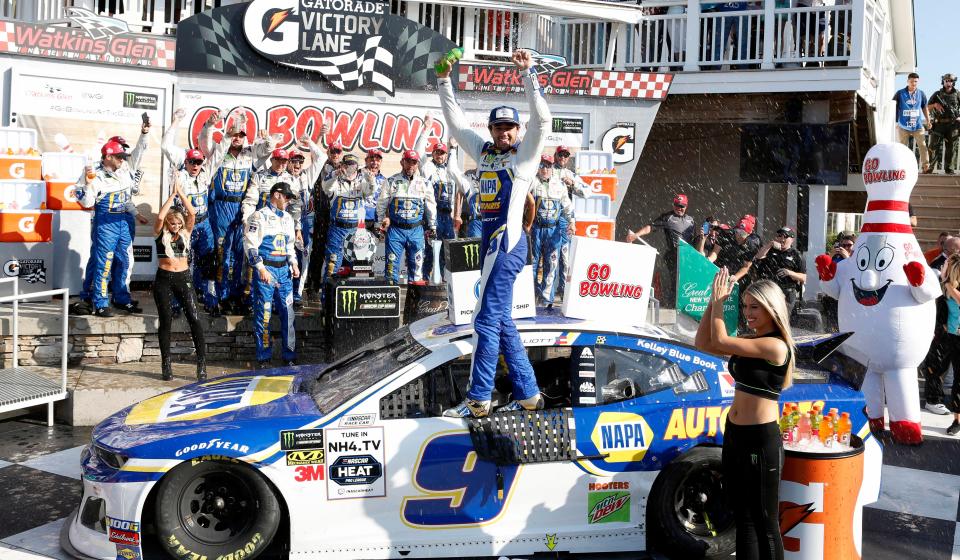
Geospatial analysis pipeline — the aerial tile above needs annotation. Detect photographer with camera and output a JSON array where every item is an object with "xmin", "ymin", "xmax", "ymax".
[
  {"xmin": 820, "ymin": 231, "xmax": 856, "ymax": 331},
  {"xmin": 752, "ymin": 226, "xmax": 806, "ymax": 314},
  {"xmin": 929, "ymin": 73, "xmax": 960, "ymax": 174}
]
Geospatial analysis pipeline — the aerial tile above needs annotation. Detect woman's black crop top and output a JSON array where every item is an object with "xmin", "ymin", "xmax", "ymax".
[
  {"xmin": 155, "ymin": 230, "xmax": 189, "ymax": 259},
  {"xmin": 727, "ymin": 333, "xmax": 790, "ymax": 401}
]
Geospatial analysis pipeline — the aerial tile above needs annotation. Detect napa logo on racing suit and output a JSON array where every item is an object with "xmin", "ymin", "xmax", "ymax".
[
  {"xmin": 478, "ymin": 171, "xmax": 503, "ymax": 212},
  {"xmin": 271, "ymin": 235, "xmax": 287, "ymax": 256},
  {"xmin": 124, "ymin": 375, "xmax": 294, "ymax": 425},
  {"xmin": 590, "ymin": 412, "xmax": 654, "ymax": 462}
]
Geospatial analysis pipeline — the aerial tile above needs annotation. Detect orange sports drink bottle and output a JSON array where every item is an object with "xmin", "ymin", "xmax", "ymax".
[{"xmin": 837, "ymin": 412, "xmax": 852, "ymax": 446}]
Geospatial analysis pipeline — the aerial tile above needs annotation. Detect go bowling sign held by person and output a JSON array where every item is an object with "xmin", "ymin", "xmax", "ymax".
[{"xmin": 815, "ymin": 142, "xmax": 939, "ymax": 445}]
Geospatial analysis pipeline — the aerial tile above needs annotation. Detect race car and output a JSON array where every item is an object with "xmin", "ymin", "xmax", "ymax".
[{"xmin": 62, "ymin": 309, "xmax": 881, "ymax": 560}]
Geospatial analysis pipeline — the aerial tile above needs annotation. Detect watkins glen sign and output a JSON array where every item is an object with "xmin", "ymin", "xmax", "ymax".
[{"xmin": 0, "ymin": 9, "xmax": 175, "ymax": 69}]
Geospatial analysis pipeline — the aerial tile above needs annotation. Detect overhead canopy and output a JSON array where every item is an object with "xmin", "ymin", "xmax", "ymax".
[{"xmin": 415, "ymin": 0, "xmax": 646, "ymax": 24}]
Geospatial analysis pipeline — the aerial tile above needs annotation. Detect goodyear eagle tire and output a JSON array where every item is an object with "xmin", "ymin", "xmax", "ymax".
[
  {"xmin": 155, "ymin": 458, "xmax": 281, "ymax": 560},
  {"xmin": 647, "ymin": 447, "xmax": 736, "ymax": 559}
]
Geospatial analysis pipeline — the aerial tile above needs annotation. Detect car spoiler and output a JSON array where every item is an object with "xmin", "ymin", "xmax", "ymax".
[{"xmin": 794, "ymin": 332, "xmax": 867, "ymax": 390}]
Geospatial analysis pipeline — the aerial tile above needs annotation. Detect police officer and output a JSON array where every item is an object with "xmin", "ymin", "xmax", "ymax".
[
  {"xmin": 377, "ymin": 150, "xmax": 437, "ymax": 284},
  {"xmin": 437, "ymin": 48, "xmax": 548, "ymax": 417},
  {"xmin": 531, "ymin": 154, "xmax": 575, "ymax": 305},
  {"xmin": 929, "ymin": 73, "xmax": 960, "ymax": 174},
  {"xmin": 76, "ymin": 129, "xmax": 150, "ymax": 315},
  {"xmin": 416, "ymin": 118, "xmax": 461, "ymax": 278},
  {"xmin": 162, "ymin": 109, "xmax": 217, "ymax": 309},
  {"xmin": 553, "ymin": 146, "xmax": 590, "ymax": 298},
  {"xmin": 201, "ymin": 109, "xmax": 274, "ymax": 314},
  {"xmin": 752, "ymin": 225, "xmax": 806, "ymax": 313},
  {"xmin": 77, "ymin": 141, "xmax": 143, "ymax": 317},
  {"xmin": 321, "ymin": 153, "xmax": 378, "ymax": 283},
  {"xmin": 244, "ymin": 182, "xmax": 299, "ymax": 368},
  {"xmin": 627, "ymin": 193, "xmax": 696, "ymax": 306},
  {"xmin": 287, "ymin": 135, "xmax": 326, "ymax": 308}
]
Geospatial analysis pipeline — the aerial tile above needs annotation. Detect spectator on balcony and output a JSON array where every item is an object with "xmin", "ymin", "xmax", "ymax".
[
  {"xmin": 928, "ymin": 73, "xmax": 960, "ymax": 175},
  {"xmin": 705, "ymin": 2, "xmax": 752, "ymax": 69},
  {"xmin": 893, "ymin": 72, "xmax": 933, "ymax": 173},
  {"xmin": 794, "ymin": 0, "xmax": 834, "ymax": 65}
]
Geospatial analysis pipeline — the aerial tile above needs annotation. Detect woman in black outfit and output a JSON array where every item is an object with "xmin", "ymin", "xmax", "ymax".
[
  {"xmin": 695, "ymin": 270, "xmax": 795, "ymax": 560},
  {"xmin": 154, "ymin": 177, "xmax": 206, "ymax": 381}
]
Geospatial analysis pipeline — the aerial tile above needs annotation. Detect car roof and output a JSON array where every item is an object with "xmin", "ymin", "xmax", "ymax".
[{"xmin": 408, "ymin": 307, "xmax": 674, "ymax": 350}]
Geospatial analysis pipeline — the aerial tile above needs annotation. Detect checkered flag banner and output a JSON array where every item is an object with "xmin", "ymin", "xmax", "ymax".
[
  {"xmin": 281, "ymin": 36, "xmax": 394, "ymax": 94},
  {"xmin": 22, "ymin": 266, "xmax": 46, "ymax": 284},
  {"xmin": 391, "ymin": 21, "xmax": 455, "ymax": 89},
  {"xmin": 64, "ymin": 7, "xmax": 129, "ymax": 40}
]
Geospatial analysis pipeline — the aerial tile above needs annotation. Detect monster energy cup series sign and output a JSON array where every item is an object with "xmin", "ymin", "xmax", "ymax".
[{"xmin": 335, "ymin": 285, "xmax": 401, "ymax": 319}]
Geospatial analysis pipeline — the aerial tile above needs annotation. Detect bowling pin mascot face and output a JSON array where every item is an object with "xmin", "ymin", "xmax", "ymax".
[{"xmin": 815, "ymin": 143, "xmax": 939, "ymax": 444}]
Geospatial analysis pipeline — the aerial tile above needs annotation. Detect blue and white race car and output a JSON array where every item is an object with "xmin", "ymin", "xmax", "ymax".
[{"xmin": 62, "ymin": 310, "xmax": 881, "ymax": 560}]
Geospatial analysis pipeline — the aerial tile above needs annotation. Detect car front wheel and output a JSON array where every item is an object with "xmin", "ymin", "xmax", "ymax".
[
  {"xmin": 155, "ymin": 458, "xmax": 281, "ymax": 560},
  {"xmin": 647, "ymin": 447, "xmax": 736, "ymax": 559}
]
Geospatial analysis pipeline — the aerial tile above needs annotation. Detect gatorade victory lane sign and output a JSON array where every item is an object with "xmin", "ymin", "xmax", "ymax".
[{"xmin": 174, "ymin": 0, "xmax": 455, "ymax": 94}]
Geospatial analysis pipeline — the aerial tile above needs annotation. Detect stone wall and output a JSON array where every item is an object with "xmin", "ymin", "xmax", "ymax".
[{"xmin": 1, "ymin": 330, "xmax": 330, "ymax": 367}]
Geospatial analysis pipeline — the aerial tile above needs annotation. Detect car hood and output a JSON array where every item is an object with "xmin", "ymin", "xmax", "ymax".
[{"xmin": 93, "ymin": 369, "xmax": 324, "ymax": 457}]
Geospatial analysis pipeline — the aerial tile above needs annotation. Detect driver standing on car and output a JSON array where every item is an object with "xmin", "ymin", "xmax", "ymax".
[{"xmin": 436, "ymin": 49, "xmax": 550, "ymax": 418}]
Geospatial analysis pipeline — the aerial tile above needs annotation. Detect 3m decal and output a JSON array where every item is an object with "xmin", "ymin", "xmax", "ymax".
[
  {"xmin": 590, "ymin": 412, "xmax": 654, "ymax": 462},
  {"xmin": 124, "ymin": 376, "xmax": 293, "ymax": 425},
  {"xmin": 401, "ymin": 432, "xmax": 519, "ymax": 527},
  {"xmin": 587, "ymin": 490, "xmax": 630, "ymax": 524},
  {"xmin": 294, "ymin": 465, "xmax": 325, "ymax": 482},
  {"xmin": 663, "ymin": 406, "xmax": 731, "ymax": 440}
]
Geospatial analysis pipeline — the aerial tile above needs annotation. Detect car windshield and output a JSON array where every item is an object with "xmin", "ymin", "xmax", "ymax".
[{"xmin": 305, "ymin": 327, "xmax": 430, "ymax": 414}]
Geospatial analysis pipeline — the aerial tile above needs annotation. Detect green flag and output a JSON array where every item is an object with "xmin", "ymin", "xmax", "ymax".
[{"xmin": 676, "ymin": 239, "xmax": 739, "ymax": 335}]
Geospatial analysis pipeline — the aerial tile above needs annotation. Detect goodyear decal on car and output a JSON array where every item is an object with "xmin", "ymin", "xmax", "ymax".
[
  {"xmin": 591, "ymin": 412, "xmax": 654, "ymax": 462},
  {"xmin": 124, "ymin": 375, "xmax": 294, "ymax": 425}
]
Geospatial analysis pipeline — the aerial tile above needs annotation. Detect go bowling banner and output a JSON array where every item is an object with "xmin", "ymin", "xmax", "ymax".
[
  {"xmin": 676, "ymin": 239, "xmax": 739, "ymax": 335},
  {"xmin": 561, "ymin": 236, "xmax": 655, "ymax": 325}
]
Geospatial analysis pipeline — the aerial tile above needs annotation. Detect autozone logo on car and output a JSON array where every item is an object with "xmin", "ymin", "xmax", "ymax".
[
  {"xmin": 590, "ymin": 412, "xmax": 654, "ymax": 462},
  {"xmin": 663, "ymin": 406, "xmax": 731, "ymax": 440},
  {"xmin": 579, "ymin": 263, "xmax": 644, "ymax": 299}
]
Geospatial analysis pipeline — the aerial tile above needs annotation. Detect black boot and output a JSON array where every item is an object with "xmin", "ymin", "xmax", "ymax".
[
  {"xmin": 161, "ymin": 357, "xmax": 173, "ymax": 381},
  {"xmin": 196, "ymin": 356, "xmax": 207, "ymax": 381}
]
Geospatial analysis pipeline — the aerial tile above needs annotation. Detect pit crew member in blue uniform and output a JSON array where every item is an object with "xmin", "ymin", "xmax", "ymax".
[
  {"xmin": 162, "ymin": 109, "xmax": 217, "ymax": 309},
  {"xmin": 437, "ymin": 49, "xmax": 549, "ymax": 417},
  {"xmin": 377, "ymin": 150, "xmax": 437, "ymax": 284},
  {"xmin": 76, "ymin": 131, "xmax": 150, "ymax": 315},
  {"xmin": 307, "ymin": 141, "xmax": 344, "ymax": 293},
  {"xmin": 363, "ymin": 149, "xmax": 387, "ymax": 230},
  {"xmin": 415, "ymin": 121, "xmax": 462, "ymax": 278},
  {"xmin": 321, "ymin": 153, "xmax": 378, "ymax": 282},
  {"xmin": 77, "ymin": 140, "xmax": 147, "ymax": 317},
  {"xmin": 553, "ymin": 146, "xmax": 589, "ymax": 298},
  {"xmin": 531, "ymin": 154, "xmax": 575, "ymax": 306},
  {"xmin": 244, "ymin": 182, "xmax": 299, "ymax": 368},
  {"xmin": 287, "ymin": 135, "xmax": 326, "ymax": 308},
  {"xmin": 201, "ymin": 109, "xmax": 273, "ymax": 314}
]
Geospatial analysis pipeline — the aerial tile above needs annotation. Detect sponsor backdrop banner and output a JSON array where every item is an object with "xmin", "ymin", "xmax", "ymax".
[
  {"xmin": 457, "ymin": 63, "xmax": 672, "ymax": 100},
  {"xmin": 676, "ymin": 239, "xmax": 739, "ymax": 335},
  {"xmin": 0, "ymin": 13, "xmax": 175, "ymax": 70},
  {"xmin": 175, "ymin": 1, "xmax": 456, "ymax": 93}
]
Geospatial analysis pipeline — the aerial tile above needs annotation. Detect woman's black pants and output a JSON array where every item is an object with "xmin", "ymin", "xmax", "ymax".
[{"xmin": 153, "ymin": 269, "xmax": 205, "ymax": 363}]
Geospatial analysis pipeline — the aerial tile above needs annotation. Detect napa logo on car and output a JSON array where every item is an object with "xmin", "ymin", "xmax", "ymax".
[
  {"xmin": 124, "ymin": 375, "xmax": 294, "ymax": 425},
  {"xmin": 590, "ymin": 412, "xmax": 654, "ymax": 462}
]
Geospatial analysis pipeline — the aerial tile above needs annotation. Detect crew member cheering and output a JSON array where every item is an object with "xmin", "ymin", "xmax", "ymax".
[
  {"xmin": 163, "ymin": 109, "xmax": 216, "ymax": 310},
  {"xmin": 244, "ymin": 182, "xmax": 299, "ymax": 369},
  {"xmin": 436, "ymin": 48, "xmax": 550, "ymax": 418},
  {"xmin": 321, "ymin": 153, "xmax": 378, "ymax": 283},
  {"xmin": 377, "ymin": 150, "xmax": 437, "ymax": 284},
  {"xmin": 531, "ymin": 154, "xmax": 575, "ymax": 306},
  {"xmin": 415, "ymin": 116, "xmax": 461, "ymax": 278},
  {"xmin": 288, "ymin": 134, "xmax": 327, "ymax": 308}
]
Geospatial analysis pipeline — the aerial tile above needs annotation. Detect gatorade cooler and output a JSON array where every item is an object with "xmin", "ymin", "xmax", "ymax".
[
  {"xmin": 779, "ymin": 434, "xmax": 867, "ymax": 559},
  {"xmin": 0, "ymin": 212, "xmax": 53, "ymax": 242}
]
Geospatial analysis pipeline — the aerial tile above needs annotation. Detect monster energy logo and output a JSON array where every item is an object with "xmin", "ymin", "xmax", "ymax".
[
  {"xmin": 122, "ymin": 91, "xmax": 158, "ymax": 109},
  {"xmin": 282, "ymin": 431, "xmax": 295, "ymax": 449},
  {"xmin": 280, "ymin": 429, "xmax": 324, "ymax": 451},
  {"xmin": 463, "ymin": 243, "xmax": 480, "ymax": 269},
  {"xmin": 341, "ymin": 289, "xmax": 358, "ymax": 315}
]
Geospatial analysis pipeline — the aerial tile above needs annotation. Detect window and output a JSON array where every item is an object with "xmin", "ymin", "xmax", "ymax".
[
  {"xmin": 593, "ymin": 346, "xmax": 687, "ymax": 404},
  {"xmin": 379, "ymin": 345, "xmax": 575, "ymax": 420}
]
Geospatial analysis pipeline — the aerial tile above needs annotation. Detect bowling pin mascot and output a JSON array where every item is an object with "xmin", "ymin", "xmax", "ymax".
[{"xmin": 815, "ymin": 143, "xmax": 939, "ymax": 445}]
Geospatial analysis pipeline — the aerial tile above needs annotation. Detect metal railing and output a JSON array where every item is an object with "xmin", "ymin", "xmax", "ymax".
[{"xmin": 0, "ymin": 278, "xmax": 69, "ymax": 426}]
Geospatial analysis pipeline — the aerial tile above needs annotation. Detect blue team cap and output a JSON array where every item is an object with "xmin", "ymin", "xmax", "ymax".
[{"xmin": 488, "ymin": 106, "xmax": 520, "ymax": 126}]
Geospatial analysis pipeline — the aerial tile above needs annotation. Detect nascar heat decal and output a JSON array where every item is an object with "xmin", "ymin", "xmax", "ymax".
[
  {"xmin": 124, "ymin": 375, "xmax": 294, "ymax": 425},
  {"xmin": 325, "ymin": 427, "xmax": 386, "ymax": 500}
]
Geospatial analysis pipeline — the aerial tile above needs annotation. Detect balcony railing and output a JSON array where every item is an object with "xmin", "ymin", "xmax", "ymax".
[{"xmin": 5, "ymin": 0, "xmax": 885, "ymax": 77}]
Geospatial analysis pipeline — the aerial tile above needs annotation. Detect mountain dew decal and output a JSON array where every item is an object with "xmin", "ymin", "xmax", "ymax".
[{"xmin": 587, "ymin": 485, "xmax": 631, "ymax": 524}]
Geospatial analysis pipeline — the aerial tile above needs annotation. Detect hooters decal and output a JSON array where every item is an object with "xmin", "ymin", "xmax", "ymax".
[{"xmin": 188, "ymin": 106, "xmax": 443, "ymax": 154}]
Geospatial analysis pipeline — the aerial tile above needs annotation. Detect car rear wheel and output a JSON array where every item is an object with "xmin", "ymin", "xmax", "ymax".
[
  {"xmin": 647, "ymin": 447, "xmax": 736, "ymax": 559},
  {"xmin": 155, "ymin": 458, "xmax": 281, "ymax": 560}
]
